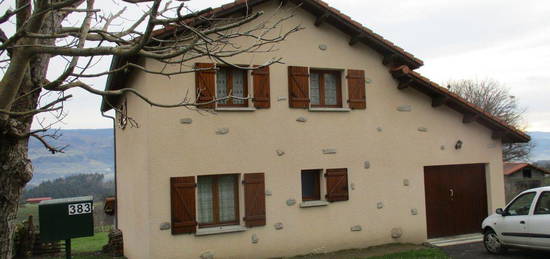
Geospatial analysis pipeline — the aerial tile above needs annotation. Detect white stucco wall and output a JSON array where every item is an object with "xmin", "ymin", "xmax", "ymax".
[{"xmin": 115, "ymin": 2, "xmax": 506, "ymax": 258}]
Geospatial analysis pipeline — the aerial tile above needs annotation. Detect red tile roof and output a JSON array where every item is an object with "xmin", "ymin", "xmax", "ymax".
[
  {"xmin": 504, "ymin": 162, "xmax": 550, "ymax": 175},
  {"xmin": 391, "ymin": 65, "xmax": 530, "ymax": 143}
]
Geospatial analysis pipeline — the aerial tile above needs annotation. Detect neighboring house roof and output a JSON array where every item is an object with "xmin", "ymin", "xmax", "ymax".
[
  {"xmin": 101, "ymin": 0, "xmax": 530, "ymax": 144},
  {"xmin": 26, "ymin": 197, "xmax": 53, "ymax": 203},
  {"xmin": 504, "ymin": 162, "xmax": 550, "ymax": 176}
]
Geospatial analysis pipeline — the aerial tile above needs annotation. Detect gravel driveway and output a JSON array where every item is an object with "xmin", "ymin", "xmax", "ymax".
[{"xmin": 440, "ymin": 242, "xmax": 550, "ymax": 259}]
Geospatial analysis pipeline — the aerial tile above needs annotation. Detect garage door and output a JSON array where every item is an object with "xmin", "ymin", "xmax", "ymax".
[{"xmin": 424, "ymin": 164, "xmax": 488, "ymax": 239}]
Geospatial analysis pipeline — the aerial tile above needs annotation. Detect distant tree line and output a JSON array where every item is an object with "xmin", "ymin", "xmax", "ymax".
[{"xmin": 22, "ymin": 174, "xmax": 114, "ymax": 202}]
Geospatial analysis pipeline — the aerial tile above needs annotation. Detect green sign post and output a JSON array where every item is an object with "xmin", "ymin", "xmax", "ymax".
[{"xmin": 39, "ymin": 196, "xmax": 94, "ymax": 259}]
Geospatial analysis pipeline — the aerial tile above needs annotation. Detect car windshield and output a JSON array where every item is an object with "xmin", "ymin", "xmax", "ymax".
[{"xmin": 506, "ymin": 192, "xmax": 536, "ymax": 216}]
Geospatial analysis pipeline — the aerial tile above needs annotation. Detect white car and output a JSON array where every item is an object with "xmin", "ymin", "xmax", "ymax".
[{"xmin": 482, "ymin": 186, "xmax": 550, "ymax": 254}]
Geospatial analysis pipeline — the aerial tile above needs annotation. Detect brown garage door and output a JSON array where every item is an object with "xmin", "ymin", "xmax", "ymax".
[{"xmin": 424, "ymin": 164, "xmax": 488, "ymax": 239}]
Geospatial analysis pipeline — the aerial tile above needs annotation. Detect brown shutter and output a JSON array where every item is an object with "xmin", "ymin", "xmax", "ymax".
[
  {"xmin": 195, "ymin": 63, "xmax": 216, "ymax": 109},
  {"xmin": 288, "ymin": 66, "xmax": 310, "ymax": 108},
  {"xmin": 347, "ymin": 69, "xmax": 366, "ymax": 109},
  {"xmin": 252, "ymin": 66, "xmax": 270, "ymax": 108},
  {"xmin": 325, "ymin": 168, "xmax": 349, "ymax": 202},
  {"xmin": 243, "ymin": 173, "xmax": 266, "ymax": 227},
  {"xmin": 170, "ymin": 176, "xmax": 197, "ymax": 234}
]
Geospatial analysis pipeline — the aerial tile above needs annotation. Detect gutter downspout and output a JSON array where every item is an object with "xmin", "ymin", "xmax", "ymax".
[{"xmin": 101, "ymin": 111, "xmax": 118, "ymax": 229}]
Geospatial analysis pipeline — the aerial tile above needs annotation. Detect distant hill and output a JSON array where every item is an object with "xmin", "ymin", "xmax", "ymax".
[
  {"xmin": 530, "ymin": 131, "xmax": 550, "ymax": 162},
  {"xmin": 29, "ymin": 129, "xmax": 114, "ymax": 186}
]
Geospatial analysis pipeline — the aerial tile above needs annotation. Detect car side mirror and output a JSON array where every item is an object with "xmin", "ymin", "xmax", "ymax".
[{"xmin": 496, "ymin": 208, "xmax": 506, "ymax": 216}]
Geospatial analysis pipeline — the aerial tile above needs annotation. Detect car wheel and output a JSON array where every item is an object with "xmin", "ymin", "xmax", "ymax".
[{"xmin": 484, "ymin": 229, "xmax": 507, "ymax": 254}]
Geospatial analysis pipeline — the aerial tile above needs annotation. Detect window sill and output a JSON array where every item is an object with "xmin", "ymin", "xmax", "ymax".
[
  {"xmin": 308, "ymin": 107, "xmax": 351, "ymax": 112},
  {"xmin": 195, "ymin": 225, "xmax": 247, "ymax": 236},
  {"xmin": 215, "ymin": 107, "xmax": 256, "ymax": 112},
  {"xmin": 299, "ymin": 200, "xmax": 330, "ymax": 208}
]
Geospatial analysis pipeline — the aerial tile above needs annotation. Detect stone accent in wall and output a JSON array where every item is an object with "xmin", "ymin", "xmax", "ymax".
[
  {"xmin": 274, "ymin": 222, "xmax": 284, "ymax": 230},
  {"xmin": 200, "ymin": 251, "xmax": 214, "ymax": 259},
  {"xmin": 350, "ymin": 183, "xmax": 355, "ymax": 190},
  {"xmin": 417, "ymin": 127, "xmax": 428, "ymax": 132},
  {"xmin": 350, "ymin": 225, "xmax": 362, "ymax": 231},
  {"xmin": 376, "ymin": 127, "xmax": 383, "ymax": 132},
  {"xmin": 277, "ymin": 96, "xmax": 287, "ymax": 101},
  {"xmin": 215, "ymin": 128, "xmax": 229, "ymax": 135},
  {"xmin": 251, "ymin": 234, "xmax": 259, "ymax": 244},
  {"xmin": 364, "ymin": 161, "xmax": 370, "ymax": 169},
  {"xmin": 296, "ymin": 116, "xmax": 307, "ymax": 122},
  {"xmin": 488, "ymin": 143, "xmax": 497, "ymax": 148},
  {"xmin": 411, "ymin": 208, "xmax": 418, "ymax": 215},
  {"xmin": 322, "ymin": 148, "xmax": 337, "ymax": 154},
  {"xmin": 440, "ymin": 145, "xmax": 445, "ymax": 150},
  {"xmin": 265, "ymin": 190, "xmax": 272, "ymax": 196},
  {"xmin": 403, "ymin": 179, "xmax": 410, "ymax": 186},
  {"xmin": 391, "ymin": 227, "xmax": 403, "ymax": 238},
  {"xmin": 286, "ymin": 198, "xmax": 296, "ymax": 206},
  {"xmin": 365, "ymin": 78, "xmax": 372, "ymax": 84},
  {"xmin": 179, "ymin": 118, "xmax": 192, "ymax": 124},
  {"xmin": 159, "ymin": 222, "xmax": 170, "ymax": 230},
  {"xmin": 397, "ymin": 105, "xmax": 412, "ymax": 112},
  {"xmin": 276, "ymin": 149, "xmax": 285, "ymax": 156},
  {"xmin": 377, "ymin": 202, "xmax": 384, "ymax": 209},
  {"xmin": 318, "ymin": 44, "xmax": 328, "ymax": 50}
]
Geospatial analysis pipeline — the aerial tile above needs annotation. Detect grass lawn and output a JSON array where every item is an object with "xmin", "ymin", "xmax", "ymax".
[
  {"xmin": 71, "ymin": 232, "xmax": 108, "ymax": 253},
  {"xmin": 16, "ymin": 203, "xmax": 40, "ymax": 223}
]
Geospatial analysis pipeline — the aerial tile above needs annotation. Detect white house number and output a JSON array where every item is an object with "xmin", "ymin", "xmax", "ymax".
[{"xmin": 68, "ymin": 202, "xmax": 92, "ymax": 215}]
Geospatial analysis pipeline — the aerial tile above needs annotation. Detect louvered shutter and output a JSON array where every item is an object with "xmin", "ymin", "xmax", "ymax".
[
  {"xmin": 347, "ymin": 69, "xmax": 366, "ymax": 109},
  {"xmin": 288, "ymin": 66, "xmax": 310, "ymax": 108},
  {"xmin": 170, "ymin": 176, "xmax": 197, "ymax": 234},
  {"xmin": 243, "ymin": 173, "xmax": 266, "ymax": 227},
  {"xmin": 195, "ymin": 63, "xmax": 216, "ymax": 108},
  {"xmin": 325, "ymin": 168, "xmax": 349, "ymax": 202},
  {"xmin": 252, "ymin": 66, "xmax": 270, "ymax": 108}
]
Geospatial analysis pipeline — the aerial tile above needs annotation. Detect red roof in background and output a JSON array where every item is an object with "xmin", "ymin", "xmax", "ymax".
[
  {"xmin": 26, "ymin": 197, "xmax": 52, "ymax": 203},
  {"xmin": 504, "ymin": 162, "xmax": 550, "ymax": 176}
]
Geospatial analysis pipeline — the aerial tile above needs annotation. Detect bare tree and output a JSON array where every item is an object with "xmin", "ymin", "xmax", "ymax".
[
  {"xmin": 0, "ymin": 0, "xmax": 301, "ymax": 257},
  {"xmin": 447, "ymin": 79, "xmax": 534, "ymax": 161}
]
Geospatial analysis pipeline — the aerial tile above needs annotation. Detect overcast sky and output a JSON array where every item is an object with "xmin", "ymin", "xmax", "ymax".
[{"xmin": 4, "ymin": 0, "xmax": 549, "ymax": 131}]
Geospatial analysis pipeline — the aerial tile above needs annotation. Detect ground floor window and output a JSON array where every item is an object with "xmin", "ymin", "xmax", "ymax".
[
  {"xmin": 197, "ymin": 174, "xmax": 240, "ymax": 227},
  {"xmin": 301, "ymin": 169, "xmax": 321, "ymax": 201}
]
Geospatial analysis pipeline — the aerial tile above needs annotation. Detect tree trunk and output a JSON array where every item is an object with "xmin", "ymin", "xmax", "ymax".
[{"xmin": 0, "ymin": 129, "xmax": 33, "ymax": 259}]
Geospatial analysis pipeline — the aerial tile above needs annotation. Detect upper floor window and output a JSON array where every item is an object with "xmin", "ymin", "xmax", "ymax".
[
  {"xmin": 216, "ymin": 67, "xmax": 248, "ymax": 107},
  {"xmin": 288, "ymin": 66, "xmax": 366, "ymax": 109},
  {"xmin": 195, "ymin": 63, "xmax": 270, "ymax": 109},
  {"xmin": 309, "ymin": 70, "xmax": 342, "ymax": 108}
]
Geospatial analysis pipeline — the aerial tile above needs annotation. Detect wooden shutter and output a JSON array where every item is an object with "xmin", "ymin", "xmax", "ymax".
[
  {"xmin": 195, "ymin": 63, "xmax": 216, "ymax": 108},
  {"xmin": 288, "ymin": 66, "xmax": 310, "ymax": 108},
  {"xmin": 325, "ymin": 168, "xmax": 349, "ymax": 202},
  {"xmin": 347, "ymin": 69, "xmax": 366, "ymax": 109},
  {"xmin": 170, "ymin": 176, "xmax": 197, "ymax": 234},
  {"xmin": 252, "ymin": 66, "xmax": 270, "ymax": 108},
  {"xmin": 243, "ymin": 173, "xmax": 266, "ymax": 227}
]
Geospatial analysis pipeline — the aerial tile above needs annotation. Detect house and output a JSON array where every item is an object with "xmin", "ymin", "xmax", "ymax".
[
  {"xmin": 503, "ymin": 162, "xmax": 550, "ymax": 203},
  {"xmin": 101, "ymin": 0, "xmax": 530, "ymax": 258}
]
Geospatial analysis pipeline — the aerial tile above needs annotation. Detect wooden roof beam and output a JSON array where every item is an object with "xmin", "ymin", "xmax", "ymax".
[
  {"xmin": 492, "ymin": 130, "xmax": 506, "ymax": 140},
  {"xmin": 431, "ymin": 95, "xmax": 448, "ymax": 108},
  {"xmin": 314, "ymin": 12, "xmax": 331, "ymax": 27},
  {"xmin": 463, "ymin": 112, "xmax": 479, "ymax": 124},
  {"xmin": 349, "ymin": 33, "xmax": 365, "ymax": 46},
  {"xmin": 397, "ymin": 78, "xmax": 414, "ymax": 90}
]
